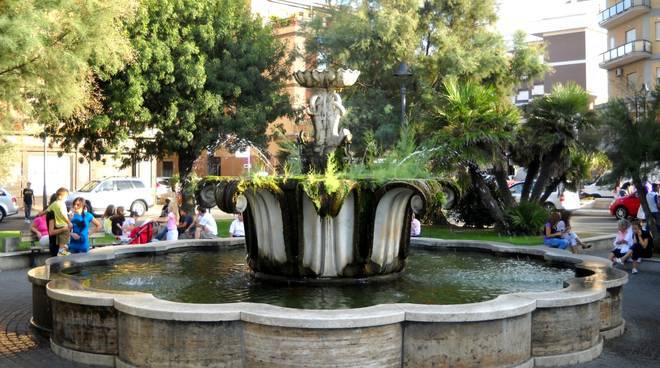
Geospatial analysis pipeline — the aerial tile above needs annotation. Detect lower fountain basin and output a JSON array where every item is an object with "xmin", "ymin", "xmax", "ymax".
[{"xmin": 29, "ymin": 238, "xmax": 628, "ymax": 368}]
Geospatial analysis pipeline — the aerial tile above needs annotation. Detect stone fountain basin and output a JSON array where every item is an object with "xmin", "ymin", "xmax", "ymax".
[{"xmin": 28, "ymin": 238, "xmax": 627, "ymax": 368}]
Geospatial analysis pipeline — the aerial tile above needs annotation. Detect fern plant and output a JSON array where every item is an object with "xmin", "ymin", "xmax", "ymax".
[{"xmin": 505, "ymin": 202, "xmax": 548, "ymax": 235}]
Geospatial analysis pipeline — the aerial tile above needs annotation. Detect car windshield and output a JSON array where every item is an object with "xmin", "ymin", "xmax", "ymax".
[{"xmin": 78, "ymin": 180, "xmax": 100, "ymax": 192}]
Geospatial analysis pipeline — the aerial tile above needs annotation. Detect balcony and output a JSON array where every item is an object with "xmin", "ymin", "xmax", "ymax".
[
  {"xmin": 599, "ymin": 39, "xmax": 652, "ymax": 69},
  {"xmin": 598, "ymin": 0, "xmax": 651, "ymax": 28}
]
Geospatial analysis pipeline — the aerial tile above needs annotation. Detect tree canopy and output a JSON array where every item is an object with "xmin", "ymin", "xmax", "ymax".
[
  {"xmin": 51, "ymin": 0, "xmax": 293, "ymax": 179},
  {"xmin": 0, "ymin": 0, "xmax": 135, "ymax": 126}
]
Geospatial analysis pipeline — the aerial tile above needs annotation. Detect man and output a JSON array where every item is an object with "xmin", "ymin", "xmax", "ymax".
[
  {"xmin": 647, "ymin": 184, "xmax": 660, "ymax": 232},
  {"xmin": 194, "ymin": 206, "xmax": 218, "ymax": 239},
  {"xmin": 22, "ymin": 182, "xmax": 34, "ymax": 223},
  {"xmin": 177, "ymin": 208, "xmax": 195, "ymax": 239},
  {"xmin": 229, "ymin": 213, "xmax": 245, "ymax": 237}
]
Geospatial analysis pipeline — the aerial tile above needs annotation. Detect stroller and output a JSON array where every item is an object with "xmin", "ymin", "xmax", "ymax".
[{"xmin": 128, "ymin": 220, "xmax": 155, "ymax": 244}]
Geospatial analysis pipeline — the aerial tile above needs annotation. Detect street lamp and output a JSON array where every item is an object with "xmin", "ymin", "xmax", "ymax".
[
  {"xmin": 394, "ymin": 61, "xmax": 413, "ymax": 127},
  {"xmin": 42, "ymin": 133, "xmax": 47, "ymax": 210}
]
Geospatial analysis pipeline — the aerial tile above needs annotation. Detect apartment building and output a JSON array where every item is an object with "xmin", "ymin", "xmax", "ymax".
[
  {"xmin": 598, "ymin": 0, "xmax": 660, "ymax": 99},
  {"xmin": 504, "ymin": 0, "xmax": 608, "ymax": 106}
]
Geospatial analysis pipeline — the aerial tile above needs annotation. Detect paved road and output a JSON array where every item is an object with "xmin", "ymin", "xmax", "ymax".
[
  {"xmin": 571, "ymin": 214, "xmax": 618, "ymax": 238},
  {"xmin": 0, "ymin": 247, "xmax": 659, "ymax": 367}
]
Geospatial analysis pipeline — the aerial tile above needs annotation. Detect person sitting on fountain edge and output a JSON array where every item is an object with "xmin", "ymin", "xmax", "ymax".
[
  {"xmin": 229, "ymin": 213, "xmax": 245, "ymax": 237},
  {"xmin": 194, "ymin": 206, "xmax": 218, "ymax": 239},
  {"xmin": 410, "ymin": 213, "xmax": 421, "ymax": 237}
]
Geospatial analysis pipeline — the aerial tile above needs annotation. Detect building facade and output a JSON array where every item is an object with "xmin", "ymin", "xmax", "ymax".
[
  {"xmin": 598, "ymin": 0, "xmax": 660, "ymax": 99},
  {"xmin": 509, "ymin": 0, "xmax": 608, "ymax": 106}
]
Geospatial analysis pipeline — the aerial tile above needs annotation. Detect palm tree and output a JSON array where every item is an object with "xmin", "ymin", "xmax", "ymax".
[
  {"xmin": 429, "ymin": 78, "xmax": 519, "ymax": 229},
  {"xmin": 514, "ymin": 83, "xmax": 594, "ymax": 203}
]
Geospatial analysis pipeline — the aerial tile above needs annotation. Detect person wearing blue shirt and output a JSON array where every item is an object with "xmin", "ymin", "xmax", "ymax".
[{"xmin": 69, "ymin": 197, "xmax": 101, "ymax": 253}]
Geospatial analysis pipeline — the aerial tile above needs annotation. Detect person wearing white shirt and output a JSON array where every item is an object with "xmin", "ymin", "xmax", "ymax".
[
  {"xmin": 229, "ymin": 213, "xmax": 245, "ymax": 237},
  {"xmin": 609, "ymin": 219, "xmax": 634, "ymax": 266},
  {"xmin": 195, "ymin": 207, "xmax": 218, "ymax": 239},
  {"xmin": 410, "ymin": 214, "xmax": 421, "ymax": 237}
]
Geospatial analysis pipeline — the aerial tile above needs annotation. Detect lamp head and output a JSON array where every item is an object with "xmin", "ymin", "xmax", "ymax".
[{"xmin": 394, "ymin": 61, "xmax": 412, "ymax": 78}]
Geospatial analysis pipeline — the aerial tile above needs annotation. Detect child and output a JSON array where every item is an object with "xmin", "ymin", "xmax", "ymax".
[
  {"xmin": 609, "ymin": 219, "xmax": 634, "ymax": 267},
  {"xmin": 46, "ymin": 187, "xmax": 72, "ymax": 256},
  {"xmin": 556, "ymin": 211, "xmax": 590, "ymax": 253},
  {"xmin": 102, "ymin": 205, "xmax": 115, "ymax": 235}
]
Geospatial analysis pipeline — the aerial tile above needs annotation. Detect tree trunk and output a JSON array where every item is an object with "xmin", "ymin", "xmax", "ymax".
[
  {"xmin": 177, "ymin": 150, "xmax": 197, "ymax": 212},
  {"xmin": 468, "ymin": 163, "xmax": 509, "ymax": 232},
  {"xmin": 521, "ymin": 156, "xmax": 539, "ymax": 203},
  {"xmin": 539, "ymin": 175, "xmax": 565, "ymax": 204},
  {"xmin": 493, "ymin": 160, "xmax": 516, "ymax": 208},
  {"xmin": 530, "ymin": 144, "xmax": 563, "ymax": 202}
]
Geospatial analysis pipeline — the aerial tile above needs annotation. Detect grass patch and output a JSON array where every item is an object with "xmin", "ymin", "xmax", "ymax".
[
  {"xmin": 422, "ymin": 226, "xmax": 543, "ymax": 246},
  {"xmin": 216, "ymin": 219, "xmax": 232, "ymax": 237}
]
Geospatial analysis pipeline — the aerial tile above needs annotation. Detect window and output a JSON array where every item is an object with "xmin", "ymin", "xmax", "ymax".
[
  {"xmin": 656, "ymin": 22, "xmax": 660, "ymax": 41},
  {"xmin": 116, "ymin": 181, "xmax": 134, "ymax": 191},
  {"xmin": 517, "ymin": 90, "xmax": 530, "ymax": 101},
  {"xmin": 131, "ymin": 181, "xmax": 145, "ymax": 189},
  {"xmin": 532, "ymin": 84, "xmax": 545, "ymax": 96},
  {"xmin": 162, "ymin": 161, "xmax": 174, "ymax": 177},
  {"xmin": 656, "ymin": 67, "xmax": 660, "ymax": 84},
  {"xmin": 626, "ymin": 29, "xmax": 636, "ymax": 43},
  {"xmin": 99, "ymin": 181, "xmax": 114, "ymax": 192},
  {"xmin": 627, "ymin": 72, "xmax": 638, "ymax": 88}
]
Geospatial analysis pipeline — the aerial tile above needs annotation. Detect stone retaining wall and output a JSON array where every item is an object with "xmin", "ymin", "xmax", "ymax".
[{"xmin": 28, "ymin": 238, "xmax": 628, "ymax": 368}]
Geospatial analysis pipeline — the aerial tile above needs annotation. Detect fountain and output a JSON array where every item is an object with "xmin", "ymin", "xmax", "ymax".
[{"xmin": 27, "ymin": 67, "xmax": 628, "ymax": 368}]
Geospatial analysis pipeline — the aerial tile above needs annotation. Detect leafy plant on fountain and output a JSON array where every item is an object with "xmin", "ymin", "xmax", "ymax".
[{"xmin": 196, "ymin": 67, "xmax": 446, "ymax": 280}]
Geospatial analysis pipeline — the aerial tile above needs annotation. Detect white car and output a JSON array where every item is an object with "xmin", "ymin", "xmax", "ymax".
[
  {"xmin": 509, "ymin": 183, "xmax": 581, "ymax": 211},
  {"xmin": 580, "ymin": 172, "xmax": 620, "ymax": 198},
  {"xmin": 156, "ymin": 177, "xmax": 172, "ymax": 199},
  {"xmin": 0, "ymin": 187, "xmax": 19, "ymax": 222},
  {"xmin": 66, "ymin": 178, "xmax": 155, "ymax": 216}
]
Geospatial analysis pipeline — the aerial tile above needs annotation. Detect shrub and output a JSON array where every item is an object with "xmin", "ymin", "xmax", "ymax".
[{"xmin": 505, "ymin": 202, "xmax": 548, "ymax": 235}]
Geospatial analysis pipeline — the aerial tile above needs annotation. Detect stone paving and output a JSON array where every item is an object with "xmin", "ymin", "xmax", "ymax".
[{"xmin": 0, "ymin": 249, "xmax": 658, "ymax": 367}]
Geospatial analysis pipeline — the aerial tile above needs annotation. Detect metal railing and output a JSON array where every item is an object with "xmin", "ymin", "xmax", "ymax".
[
  {"xmin": 600, "ymin": 39, "xmax": 652, "ymax": 64},
  {"xmin": 598, "ymin": 0, "xmax": 650, "ymax": 24}
]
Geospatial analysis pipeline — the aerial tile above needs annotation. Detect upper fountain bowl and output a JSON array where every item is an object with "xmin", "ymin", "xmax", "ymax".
[{"xmin": 293, "ymin": 68, "xmax": 360, "ymax": 88}]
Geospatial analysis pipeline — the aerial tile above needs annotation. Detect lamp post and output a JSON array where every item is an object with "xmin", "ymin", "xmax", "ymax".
[
  {"xmin": 394, "ymin": 61, "xmax": 413, "ymax": 127},
  {"xmin": 42, "ymin": 134, "xmax": 47, "ymax": 210}
]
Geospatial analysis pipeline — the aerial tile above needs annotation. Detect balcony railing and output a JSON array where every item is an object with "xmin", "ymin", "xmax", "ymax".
[
  {"xmin": 600, "ymin": 39, "xmax": 651, "ymax": 68},
  {"xmin": 598, "ymin": 0, "xmax": 650, "ymax": 26}
]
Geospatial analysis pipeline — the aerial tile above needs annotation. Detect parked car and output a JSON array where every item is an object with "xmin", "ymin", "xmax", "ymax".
[
  {"xmin": 66, "ymin": 177, "xmax": 155, "ymax": 216},
  {"xmin": 0, "ymin": 187, "xmax": 19, "ymax": 222},
  {"xmin": 609, "ymin": 194, "xmax": 640, "ymax": 220},
  {"xmin": 581, "ymin": 171, "xmax": 621, "ymax": 198},
  {"xmin": 156, "ymin": 177, "xmax": 171, "ymax": 199},
  {"xmin": 509, "ymin": 182, "xmax": 582, "ymax": 211}
]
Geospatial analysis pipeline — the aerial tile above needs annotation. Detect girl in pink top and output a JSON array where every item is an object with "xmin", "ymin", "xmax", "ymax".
[
  {"xmin": 165, "ymin": 201, "xmax": 180, "ymax": 241},
  {"xmin": 30, "ymin": 214, "xmax": 50, "ymax": 247}
]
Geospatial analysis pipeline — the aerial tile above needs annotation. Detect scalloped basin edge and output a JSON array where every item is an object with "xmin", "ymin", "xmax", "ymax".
[{"xmin": 28, "ymin": 238, "xmax": 628, "ymax": 368}]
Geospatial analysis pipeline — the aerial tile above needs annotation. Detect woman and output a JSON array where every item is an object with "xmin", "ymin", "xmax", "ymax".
[
  {"xmin": 46, "ymin": 193, "xmax": 68, "ymax": 257},
  {"xmin": 156, "ymin": 200, "xmax": 180, "ymax": 241},
  {"xmin": 30, "ymin": 213, "xmax": 50, "ymax": 247},
  {"xmin": 630, "ymin": 220, "xmax": 653, "ymax": 274},
  {"xmin": 110, "ymin": 206, "xmax": 126, "ymax": 236},
  {"xmin": 543, "ymin": 212, "xmax": 571, "ymax": 250},
  {"xmin": 69, "ymin": 197, "xmax": 101, "ymax": 254},
  {"xmin": 102, "ymin": 205, "xmax": 115, "ymax": 235}
]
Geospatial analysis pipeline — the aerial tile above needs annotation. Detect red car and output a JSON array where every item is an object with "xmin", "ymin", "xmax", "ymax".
[{"xmin": 609, "ymin": 194, "xmax": 640, "ymax": 220}]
